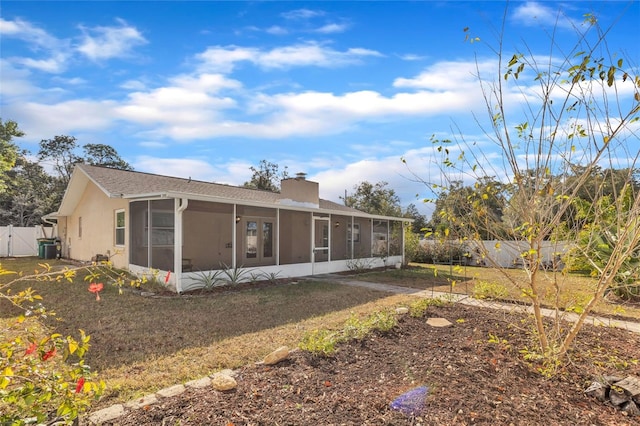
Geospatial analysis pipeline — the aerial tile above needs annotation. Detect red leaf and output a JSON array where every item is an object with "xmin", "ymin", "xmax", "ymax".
[
  {"xmin": 165, "ymin": 271, "xmax": 171, "ymax": 283},
  {"xmin": 75, "ymin": 377, "xmax": 85, "ymax": 393},
  {"xmin": 25, "ymin": 342, "xmax": 37, "ymax": 355},
  {"xmin": 42, "ymin": 348, "xmax": 56, "ymax": 361}
]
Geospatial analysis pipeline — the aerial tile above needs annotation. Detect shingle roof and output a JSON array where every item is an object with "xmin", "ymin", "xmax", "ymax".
[{"xmin": 75, "ymin": 164, "xmax": 376, "ymax": 216}]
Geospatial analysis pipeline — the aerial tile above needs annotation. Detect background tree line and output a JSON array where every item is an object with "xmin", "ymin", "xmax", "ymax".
[
  {"xmin": 428, "ymin": 168, "xmax": 639, "ymax": 241},
  {"xmin": 0, "ymin": 120, "xmax": 132, "ymax": 226},
  {"xmin": 1, "ymin": 126, "xmax": 427, "ymax": 229}
]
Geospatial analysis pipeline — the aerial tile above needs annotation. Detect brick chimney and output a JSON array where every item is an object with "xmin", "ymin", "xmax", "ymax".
[{"xmin": 280, "ymin": 172, "xmax": 319, "ymax": 207}]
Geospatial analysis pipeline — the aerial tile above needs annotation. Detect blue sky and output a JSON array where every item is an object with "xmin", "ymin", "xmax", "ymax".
[{"xmin": 1, "ymin": 1, "xmax": 638, "ymax": 215}]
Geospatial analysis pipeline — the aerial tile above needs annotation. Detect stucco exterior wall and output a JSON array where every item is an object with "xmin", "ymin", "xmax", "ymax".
[{"xmin": 66, "ymin": 183, "xmax": 129, "ymax": 269}]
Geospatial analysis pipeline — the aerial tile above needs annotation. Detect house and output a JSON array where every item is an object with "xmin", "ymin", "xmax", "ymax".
[{"xmin": 46, "ymin": 164, "xmax": 411, "ymax": 292}]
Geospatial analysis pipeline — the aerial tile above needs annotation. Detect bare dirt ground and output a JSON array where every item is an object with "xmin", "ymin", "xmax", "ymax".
[{"xmin": 104, "ymin": 302, "xmax": 640, "ymax": 426}]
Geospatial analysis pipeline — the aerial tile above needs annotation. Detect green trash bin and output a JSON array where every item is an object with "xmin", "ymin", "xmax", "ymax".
[{"xmin": 37, "ymin": 238, "xmax": 55, "ymax": 258}]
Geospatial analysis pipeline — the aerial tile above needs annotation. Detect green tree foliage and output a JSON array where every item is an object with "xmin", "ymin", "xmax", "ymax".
[
  {"xmin": 0, "ymin": 157, "xmax": 58, "ymax": 226},
  {"xmin": 37, "ymin": 136, "xmax": 83, "ymax": 188},
  {"xmin": 430, "ymin": 177, "xmax": 509, "ymax": 240},
  {"xmin": 83, "ymin": 143, "xmax": 133, "ymax": 171},
  {"xmin": 0, "ymin": 119, "xmax": 24, "ymax": 194},
  {"xmin": 569, "ymin": 183, "xmax": 639, "ymax": 300},
  {"xmin": 38, "ymin": 136, "xmax": 132, "ymax": 189},
  {"xmin": 243, "ymin": 160, "xmax": 289, "ymax": 192},
  {"xmin": 1, "ymin": 134, "xmax": 134, "ymax": 225},
  {"xmin": 403, "ymin": 203, "xmax": 429, "ymax": 234},
  {"xmin": 342, "ymin": 181, "xmax": 402, "ymax": 217}
]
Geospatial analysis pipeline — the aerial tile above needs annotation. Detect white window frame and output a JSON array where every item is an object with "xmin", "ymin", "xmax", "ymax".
[{"xmin": 115, "ymin": 209, "xmax": 126, "ymax": 246}]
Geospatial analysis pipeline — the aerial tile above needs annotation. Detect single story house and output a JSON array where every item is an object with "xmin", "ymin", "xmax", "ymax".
[{"xmin": 46, "ymin": 164, "xmax": 411, "ymax": 292}]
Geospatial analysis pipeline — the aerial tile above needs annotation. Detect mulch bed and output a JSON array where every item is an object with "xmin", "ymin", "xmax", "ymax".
[{"xmin": 103, "ymin": 303, "xmax": 640, "ymax": 425}]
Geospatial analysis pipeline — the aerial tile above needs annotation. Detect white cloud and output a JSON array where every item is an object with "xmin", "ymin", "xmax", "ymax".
[
  {"xmin": 196, "ymin": 42, "xmax": 382, "ymax": 73},
  {"xmin": 15, "ymin": 53, "xmax": 70, "ymax": 73},
  {"xmin": 120, "ymin": 79, "xmax": 147, "ymax": 90},
  {"xmin": 0, "ymin": 17, "xmax": 71, "ymax": 73},
  {"xmin": 314, "ymin": 23, "xmax": 349, "ymax": 34},
  {"xmin": 0, "ymin": 59, "xmax": 40, "ymax": 97},
  {"xmin": 9, "ymin": 99, "xmax": 117, "ymax": 141},
  {"xmin": 76, "ymin": 18, "xmax": 147, "ymax": 61},
  {"xmin": 512, "ymin": 2, "xmax": 577, "ymax": 29},
  {"xmin": 133, "ymin": 156, "xmax": 255, "ymax": 186},
  {"xmin": 0, "ymin": 17, "xmax": 61, "ymax": 49},
  {"xmin": 281, "ymin": 9, "xmax": 325, "ymax": 20},
  {"xmin": 393, "ymin": 59, "xmax": 495, "ymax": 91},
  {"xmin": 265, "ymin": 25, "xmax": 288, "ymax": 35},
  {"xmin": 196, "ymin": 45, "xmax": 259, "ymax": 73},
  {"xmin": 116, "ymin": 73, "xmax": 241, "ymax": 126},
  {"xmin": 399, "ymin": 54, "xmax": 426, "ymax": 61},
  {"xmin": 133, "ymin": 156, "xmax": 219, "ymax": 182}
]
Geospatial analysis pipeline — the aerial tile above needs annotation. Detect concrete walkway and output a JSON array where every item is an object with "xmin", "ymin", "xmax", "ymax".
[{"xmin": 327, "ymin": 276, "xmax": 640, "ymax": 335}]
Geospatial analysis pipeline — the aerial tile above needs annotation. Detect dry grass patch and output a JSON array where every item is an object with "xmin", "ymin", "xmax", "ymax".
[{"xmin": 1, "ymin": 257, "xmax": 415, "ymax": 407}]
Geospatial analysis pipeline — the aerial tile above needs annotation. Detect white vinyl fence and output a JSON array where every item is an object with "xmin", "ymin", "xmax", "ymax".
[
  {"xmin": 0, "ymin": 226, "xmax": 54, "ymax": 257},
  {"xmin": 420, "ymin": 239, "xmax": 570, "ymax": 269}
]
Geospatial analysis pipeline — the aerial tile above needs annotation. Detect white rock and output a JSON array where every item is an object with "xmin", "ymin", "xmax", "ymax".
[
  {"xmin": 395, "ymin": 307, "xmax": 409, "ymax": 315},
  {"xmin": 263, "ymin": 346, "xmax": 290, "ymax": 365},
  {"xmin": 185, "ymin": 377, "xmax": 212, "ymax": 389},
  {"xmin": 156, "ymin": 384, "xmax": 185, "ymax": 398},
  {"xmin": 125, "ymin": 393, "xmax": 158, "ymax": 409},
  {"xmin": 211, "ymin": 373, "xmax": 237, "ymax": 391},
  {"xmin": 86, "ymin": 404, "xmax": 126, "ymax": 424},
  {"xmin": 426, "ymin": 317, "xmax": 453, "ymax": 327}
]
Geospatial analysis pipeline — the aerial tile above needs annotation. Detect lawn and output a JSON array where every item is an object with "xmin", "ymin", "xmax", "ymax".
[
  {"xmin": 2, "ymin": 257, "xmax": 638, "ymax": 412},
  {"xmin": 355, "ymin": 263, "xmax": 640, "ymax": 320},
  {"xmin": 0, "ymin": 257, "xmax": 415, "ymax": 407}
]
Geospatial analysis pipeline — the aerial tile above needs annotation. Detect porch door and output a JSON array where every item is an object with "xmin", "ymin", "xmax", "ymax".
[
  {"xmin": 312, "ymin": 217, "xmax": 329, "ymax": 274},
  {"xmin": 242, "ymin": 218, "xmax": 274, "ymax": 266}
]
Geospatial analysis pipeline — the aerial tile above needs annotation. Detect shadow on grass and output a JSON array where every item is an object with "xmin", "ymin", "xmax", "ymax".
[
  {"xmin": 351, "ymin": 264, "xmax": 475, "ymax": 292},
  {"xmin": 2, "ymin": 259, "xmax": 393, "ymax": 371}
]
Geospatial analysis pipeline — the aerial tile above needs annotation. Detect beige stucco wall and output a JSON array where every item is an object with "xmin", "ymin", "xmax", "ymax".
[
  {"xmin": 280, "ymin": 178, "xmax": 319, "ymax": 205},
  {"xmin": 65, "ymin": 183, "xmax": 129, "ymax": 269}
]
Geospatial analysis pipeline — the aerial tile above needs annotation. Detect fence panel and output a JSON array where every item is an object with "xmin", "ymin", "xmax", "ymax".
[{"xmin": 0, "ymin": 226, "xmax": 52, "ymax": 257}]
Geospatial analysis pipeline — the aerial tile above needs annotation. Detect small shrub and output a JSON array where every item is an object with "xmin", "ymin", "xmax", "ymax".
[
  {"xmin": 1, "ymin": 263, "xmax": 107, "ymax": 425},
  {"xmin": 299, "ymin": 329, "xmax": 339, "ymax": 356},
  {"xmin": 219, "ymin": 263, "xmax": 250, "ymax": 285},
  {"xmin": 342, "ymin": 311, "xmax": 397, "ymax": 340},
  {"xmin": 346, "ymin": 258, "xmax": 374, "ymax": 273},
  {"xmin": 260, "ymin": 271, "xmax": 282, "ymax": 284},
  {"xmin": 300, "ymin": 310, "xmax": 398, "ymax": 356},
  {"xmin": 191, "ymin": 269, "xmax": 224, "ymax": 290},
  {"xmin": 409, "ymin": 297, "xmax": 447, "ymax": 318},
  {"xmin": 472, "ymin": 280, "xmax": 509, "ymax": 300}
]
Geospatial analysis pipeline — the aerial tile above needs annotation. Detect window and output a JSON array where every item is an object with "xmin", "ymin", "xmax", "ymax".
[
  {"xmin": 143, "ymin": 210, "xmax": 174, "ymax": 246},
  {"xmin": 78, "ymin": 216, "xmax": 82, "ymax": 238},
  {"xmin": 115, "ymin": 210, "xmax": 125, "ymax": 246},
  {"xmin": 348, "ymin": 223, "xmax": 360, "ymax": 243}
]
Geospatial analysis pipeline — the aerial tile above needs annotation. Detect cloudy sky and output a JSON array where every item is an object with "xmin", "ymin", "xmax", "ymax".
[{"xmin": 1, "ymin": 1, "xmax": 638, "ymax": 215}]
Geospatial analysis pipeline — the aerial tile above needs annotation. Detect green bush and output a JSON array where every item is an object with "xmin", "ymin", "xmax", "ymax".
[{"xmin": 472, "ymin": 280, "xmax": 509, "ymax": 300}]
